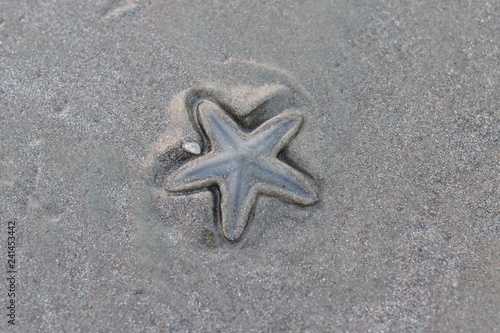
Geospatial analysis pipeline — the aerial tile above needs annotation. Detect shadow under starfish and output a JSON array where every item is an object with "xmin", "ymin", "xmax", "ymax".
[{"xmin": 165, "ymin": 100, "xmax": 318, "ymax": 242}]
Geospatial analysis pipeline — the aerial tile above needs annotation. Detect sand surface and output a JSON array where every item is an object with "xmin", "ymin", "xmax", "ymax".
[{"xmin": 1, "ymin": 1, "xmax": 499, "ymax": 332}]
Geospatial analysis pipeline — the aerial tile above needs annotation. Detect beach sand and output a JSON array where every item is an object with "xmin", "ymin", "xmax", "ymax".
[{"xmin": 1, "ymin": 1, "xmax": 498, "ymax": 331}]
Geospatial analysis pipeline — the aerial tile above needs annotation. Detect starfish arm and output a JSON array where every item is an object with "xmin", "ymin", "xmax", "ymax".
[
  {"xmin": 249, "ymin": 110, "xmax": 303, "ymax": 156},
  {"xmin": 218, "ymin": 168, "xmax": 257, "ymax": 242},
  {"xmin": 165, "ymin": 153, "xmax": 230, "ymax": 192},
  {"xmin": 197, "ymin": 100, "xmax": 245, "ymax": 152},
  {"xmin": 256, "ymin": 158, "xmax": 318, "ymax": 206}
]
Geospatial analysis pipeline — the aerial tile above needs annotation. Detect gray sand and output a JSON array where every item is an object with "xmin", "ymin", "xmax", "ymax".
[{"xmin": 1, "ymin": 1, "xmax": 498, "ymax": 332}]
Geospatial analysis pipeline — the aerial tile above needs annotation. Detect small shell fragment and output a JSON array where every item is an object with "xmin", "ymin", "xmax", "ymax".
[{"xmin": 182, "ymin": 142, "xmax": 201, "ymax": 155}]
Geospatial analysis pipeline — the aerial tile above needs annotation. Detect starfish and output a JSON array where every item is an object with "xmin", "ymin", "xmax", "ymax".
[{"xmin": 165, "ymin": 100, "xmax": 318, "ymax": 242}]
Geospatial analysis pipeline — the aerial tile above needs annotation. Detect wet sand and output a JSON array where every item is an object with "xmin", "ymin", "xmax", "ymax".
[{"xmin": 1, "ymin": 1, "xmax": 498, "ymax": 331}]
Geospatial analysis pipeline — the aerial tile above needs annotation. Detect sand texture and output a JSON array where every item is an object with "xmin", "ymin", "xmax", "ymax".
[{"xmin": 1, "ymin": 1, "xmax": 499, "ymax": 332}]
